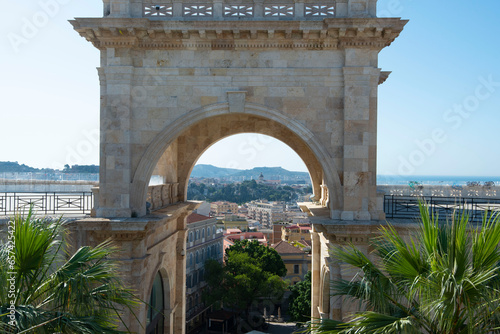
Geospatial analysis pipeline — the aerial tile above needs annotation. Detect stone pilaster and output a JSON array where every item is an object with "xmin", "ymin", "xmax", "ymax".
[
  {"xmin": 97, "ymin": 60, "xmax": 134, "ymax": 218},
  {"xmin": 341, "ymin": 64, "xmax": 381, "ymax": 221},
  {"xmin": 174, "ymin": 214, "xmax": 188, "ymax": 334},
  {"xmin": 311, "ymin": 229, "xmax": 321, "ymax": 319}
]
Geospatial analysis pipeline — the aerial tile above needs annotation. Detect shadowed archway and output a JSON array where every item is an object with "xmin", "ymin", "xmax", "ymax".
[{"xmin": 130, "ymin": 102, "xmax": 343, "ymax": 218}]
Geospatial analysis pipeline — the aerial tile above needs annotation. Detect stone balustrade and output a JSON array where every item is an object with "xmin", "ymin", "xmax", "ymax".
[
  {"xmin": 378, "ymin": 184, "xmax": 500, "ymax": 199},
  {"xmin": 146, "ymin": 183, "xmax": 180, "ymax": 211},
  {"xmin": 104, "ymin": 0, "xmax": 377, "ymax": 19},
  {"xmin": 89, "ymin": 184, "xmax": 181, "ymax": 216}
]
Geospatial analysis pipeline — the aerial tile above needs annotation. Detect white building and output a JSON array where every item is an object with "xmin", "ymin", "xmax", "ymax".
[
  {"xmin": 185, "ymin": 212, "xmax": 223, "ymax": 333},
  {"xmin": 247, "ymin": 200, "xmax": 285, "ymax": 227}
]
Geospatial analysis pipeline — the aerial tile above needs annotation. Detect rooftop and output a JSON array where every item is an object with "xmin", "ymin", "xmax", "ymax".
[
  {"xmin": 272, "ymin": 240, "xmax": 304, "ymax": 254},
  {"xmin": 187, "ymin": 213, "xmax": 211, "ymax": 224}
]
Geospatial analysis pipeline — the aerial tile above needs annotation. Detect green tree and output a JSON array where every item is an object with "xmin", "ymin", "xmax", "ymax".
[
  {"xmin": 288, "ymin": 271, "xmax": 311, "ymax": 323},
  {"xmin": 226, "ymin": 239, "xmax": 287, "ymax": 277},
  {"xmin": 307, "ymin": 203, "xmax": 500, "ymax": 334},
  {"xmin": 0, "ymin": 209, "xmax": 138, "ymax": 333},
  {"xmin": 204, "ymin": 240, "xmax": 288, "ymax": 316}
]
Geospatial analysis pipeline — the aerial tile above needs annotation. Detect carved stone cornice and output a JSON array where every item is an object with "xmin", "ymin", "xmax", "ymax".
[
  {"xmin": 312, "ymin": 219, "xmax": 418, "ymax": 245},
  {"xmin": 379, "ymin": 71, "xmax": 391, "ymax": 85},
  {"xmin": 70, "ymin": 17, "xmax": 407, "ymax": 51}
]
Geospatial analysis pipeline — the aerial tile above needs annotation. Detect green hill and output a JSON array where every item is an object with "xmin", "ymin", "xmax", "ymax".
[
  {"xmin": 190, "ymin": 164, "xmax": 309, "ymax": 180},
  {"xmin": 190, "ymin": 164, "xmax": 241, "ymax": 178}
]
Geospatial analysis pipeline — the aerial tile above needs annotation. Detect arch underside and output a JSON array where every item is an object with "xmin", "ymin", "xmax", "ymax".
[{"xmin": 130, "ymin": 103, "xmax": 343, "ymax": 217}]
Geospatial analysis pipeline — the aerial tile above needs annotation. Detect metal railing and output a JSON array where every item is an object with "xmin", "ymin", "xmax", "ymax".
[
  {"xmin": 384, "ymin": 195, "xmax": 500, "ymax": 223},
  {"xmin": 0, "ymin": 192, "xmax": 93, "ymax": 217}
]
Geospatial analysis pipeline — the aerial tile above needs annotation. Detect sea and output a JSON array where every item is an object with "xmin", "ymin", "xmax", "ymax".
[
  {"xmin": 1, "ymin": 173, "xmax": 499, "ymax": 187},
  {"xmin": 377, "ymin": 175, "xmax": 500, "ymax": 186}
]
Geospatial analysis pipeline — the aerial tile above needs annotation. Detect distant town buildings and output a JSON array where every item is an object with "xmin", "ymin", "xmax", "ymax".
[
  {"xmin": 281, "ymin": 223, "xmax": 312, "ymax": 242},
  {"xmin": 272, "ymin": 240, "xmax": 311, "ymax": 284},
  {"xmin": 256, "ymin": 172, "xmax": 281, "ymax": 187},
  {"xmin": 221, "ymin": 214, "xmax": 249, "ymax": 230},
  {"xmin": 247, "ymin": 200, "xmax": 285, "ymax": 227},
  {"xmin": 184, "ymin": 199, "xmax": 312, "ymax": 331},
  {"xmin": 210, "ymin": 201, "xmax": 238, "ymax": 216},
  {"xmin": 185, "ymin": 213, "xmax": 223, "ymax": 334},
  {"xmin": 223, "ymin": 230, "xmax": 268, "ymax": 252}
]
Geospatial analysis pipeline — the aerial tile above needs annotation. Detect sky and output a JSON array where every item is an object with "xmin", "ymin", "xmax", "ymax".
[{"xmin": 1, "ymin": 1, "xmax": 499, "ymax": 177}]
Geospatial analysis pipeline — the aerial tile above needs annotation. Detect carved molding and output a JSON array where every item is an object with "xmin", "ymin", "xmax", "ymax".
[
  {"xmin": 90, "ymin": 230, "xmax": 147, "ymax": 242},
  {"xmin": 379, "ymin": 71, "xmax": 391, "ymax": 85},
  {"xmin": 71, "ymin": 17, "xmax": 407, "ymax": 51}
]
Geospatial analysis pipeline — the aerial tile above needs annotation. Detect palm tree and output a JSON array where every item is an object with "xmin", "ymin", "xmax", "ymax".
[
  {"xmin": 0, "ymin": 209, "xmax": 138, "ymax": 333},
  {"xmin": 307, "ymin": 203, "xmax": 500, "ymax": 334}
]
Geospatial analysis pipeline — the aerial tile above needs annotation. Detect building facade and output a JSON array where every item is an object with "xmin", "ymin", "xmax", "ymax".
[
  {"xmin": 272, "ymin": 240, "xmax": 311, "ymax": 284},
  {"xmin": 282, "ymin": 224, "xmax": 312, "ymax": 242},
  {"xmin": 210, "ymin": 201, "xmax": 239, "ymax": 216},
  {"xmin": 186, "ymin": 213, "xmax": 223, "ymax": 333},
  {"xmin": 247, "ymin": 200, "xmax": 285, "ymax": 227}
]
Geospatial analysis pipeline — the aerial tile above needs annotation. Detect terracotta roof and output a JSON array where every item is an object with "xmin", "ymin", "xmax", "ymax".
[
  {"xmin": 285, "ymin": 225, "xmax": 300, "ymax": 229},
  {"xmin": 298, "ymin": 239, "xmax": 312, "ymax": 247},
  {"xmin": 226, "ymin": 232, "xmax": 266, "ymax": 241},
  {"xmin": 272, "ymin": 240, "xmax": 304, "ymax": 254},
  {"xmin": 186, "ymin": 213, "xmax": 211, "ymax": 224},
  {"xmin": 225, "ymin": 228, "xmax": 242, "ymax": 235}
]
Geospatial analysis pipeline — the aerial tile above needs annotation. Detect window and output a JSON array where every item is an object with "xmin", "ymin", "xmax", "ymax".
[
  {"xmin": 146, "ymin": 272, "xmax": 164, "ymax": 334},
  {"xmin": 294, "ymin": 264, "xmax": 300, "ymax": 274},
  {"xmin": 202, "ymin": 229, "xmax": 205, "ymax": 239},
  {"xmin": 207, "ymin": 226, "xmax": 211, "ymax": 237},
  {"xmin": 189, "ymin": 253, "xmax": 193, "ymax": 267},
  {"xmin": 195, "ymin": 251, "xmax": 199, "ymax": 264},
  {"xmin": 195, "ymin": 230, "xmax": 200, "ymax": 240},
  {"xmin": 189, "ymin": 232, "xmax": 193, "ymax": 242}
]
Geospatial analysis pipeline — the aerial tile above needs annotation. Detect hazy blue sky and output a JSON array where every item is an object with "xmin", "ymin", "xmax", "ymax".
[{"xmin": 1, "ymin": 1, "xmax": 499, "ymax": 176}]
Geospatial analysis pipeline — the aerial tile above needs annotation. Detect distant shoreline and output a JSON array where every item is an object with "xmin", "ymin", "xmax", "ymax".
[{"xmin": 1, "ymin": 172, "xmax": 499, "ymax": 187}]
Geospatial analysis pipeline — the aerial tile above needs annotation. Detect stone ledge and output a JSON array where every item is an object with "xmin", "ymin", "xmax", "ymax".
[{"xmin": 70, "ymin": 17, "xmax": 408, "ymax": 51}]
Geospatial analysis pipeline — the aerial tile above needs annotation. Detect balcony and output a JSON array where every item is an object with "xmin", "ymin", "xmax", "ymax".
[{"xmin": 384, "ymin": 195, "xmax": 500, "ymax": 223}]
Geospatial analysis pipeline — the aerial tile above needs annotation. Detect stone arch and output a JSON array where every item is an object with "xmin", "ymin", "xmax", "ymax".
[
  {"xmin": 146, "ymin": 265, "xmax": 172, "ymax": 310},
  {"xmin": 131, "ymin": 102, "xmax": 342, "ymax": 218},
  {"xmin": 146, "ymin": 266, "xmax": 172, "ymax": 333}
]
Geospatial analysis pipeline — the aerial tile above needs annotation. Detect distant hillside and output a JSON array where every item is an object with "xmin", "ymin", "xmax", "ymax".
[
  {"xmin": 0, "ymin": 161, "xmax": 98, "ymax": 174},
  {"xmin": 231, "ymin": 167, "xmax": 309, "ymax": 180},
  {"xmin": 0, "ymin": 161, "xmax": 40, "ymax": 173},
  {"xmin": 190, "ymin": 164, "xmax": 241, "ymax": 178},
  {"xmin": 190, "ymin": 164, "xmax": 309, "ymax": 180}
]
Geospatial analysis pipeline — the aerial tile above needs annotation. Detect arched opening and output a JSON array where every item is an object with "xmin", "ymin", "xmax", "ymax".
[
  {"xmin": 185, "ymin": 133, "xmax": 313, "ymax": 204},
  {"xmin": 131, "ymin": 103, "xmax": 343, "ymax": 218},
  {"xmin": 147, "ymin": 272, "xmax": 165, "ymax": 334},
  {"xmin": 319, "ymin": 266, "xmax": 330, "ymax": 316}
]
